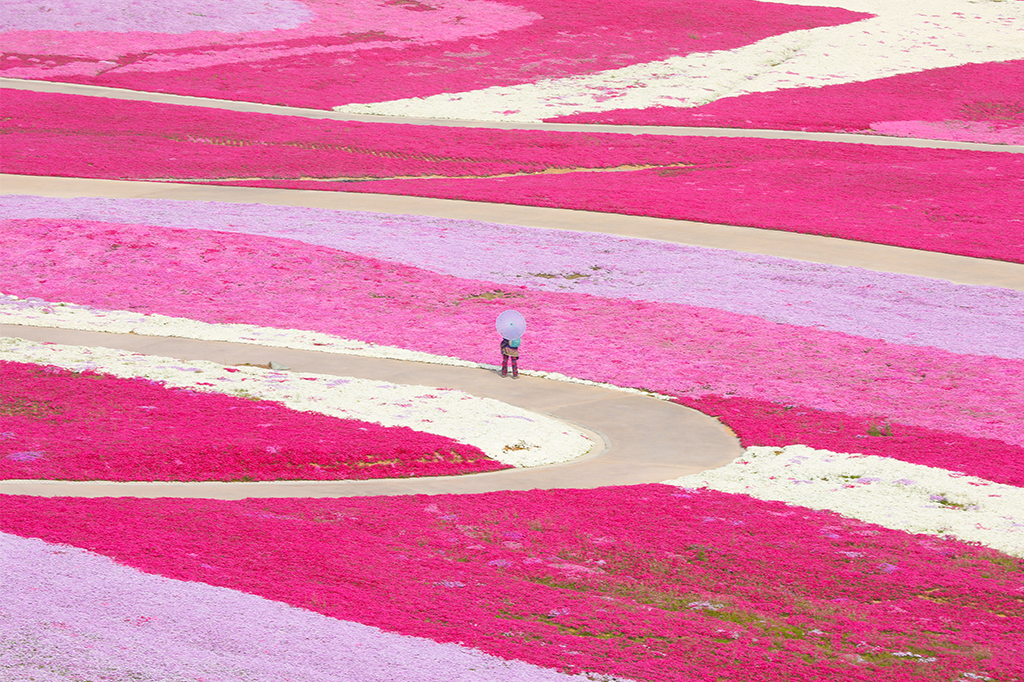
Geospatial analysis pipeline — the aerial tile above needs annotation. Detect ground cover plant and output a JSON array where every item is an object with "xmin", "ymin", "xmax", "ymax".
[
  {"xmin": 553, "ymin": 59, "xmax": 1024, "ymax": 145},
  {"xmin": 327, "ymin": 0, "xmax": 1024, "ymax": 143},
  {"xmin": 328, "ymin": 0, "xmax": 1024, "ymax": 138},
  {"xmin": 0, "ymin": 358, "xmax": 508, "ymax": 481},
  {"xmin": 3, "ymin": 1, "xmax": 1023, "ymax": 677},
  {"xmin": 1, "ymin": 530, "xmax": 596, "ymax": 682},
  {"xmin": 667, "ymin": 444, "xmax": 1024, "ymax": 558},
  {"xmin": 1, "ymin": 487, "xmax": 1022, "ymax": 681},
  {"xmin": 0, "ymin": 335, "xmax": 593, "ymax": 472},
  {"xmin": 7, "ymin": 196, "xmax": 1022, "ymax": 362},
  {"xmin": 1, "ymin": 213, "xmax": 1021, "ymax": 484},
  {"xmin": 3, "ymin": 0, "xmax": 1020, "ymax": 141},
  {"xmin": 3, "ymin": 90, "xmax": 1022, "ymax": 262},
  {"xmin": 2, "ymin": 194, "xmax": 1021, "ymax": 677},
  {"xmin": 0, "ymin": 0, "xmax": 862, "ymax": 108},
  {"xmin": 1, "ymin": 534, "xmax": 592, "ymax": 682}
]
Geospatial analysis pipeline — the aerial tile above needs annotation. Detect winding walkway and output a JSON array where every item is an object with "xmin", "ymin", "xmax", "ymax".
[
  {"xmin": 0, "ymin": 324, "xmax": 742, "ymax": 498},
  {"xmin": 2, "ymin": 81, "xmax": 1021, "ymax": 499}
]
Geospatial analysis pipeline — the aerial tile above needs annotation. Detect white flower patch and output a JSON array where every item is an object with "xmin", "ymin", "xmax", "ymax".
[
  {"xmin": 0, "ymin": 337, "xmax": 593, "ymax": 468},
  {"xmin": 0, "ymin": 293, "xmax": 668, "ymax": 400},
  {"xmin": 664, "ymin": 444, "xmax": 1024, "ymax": 558},
  {"xmin": 333, "ymin": 0, "xmax": 1024, "ymax": 122}
]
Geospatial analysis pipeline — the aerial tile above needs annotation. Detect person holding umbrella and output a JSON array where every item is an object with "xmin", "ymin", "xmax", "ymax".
[{"xmin": 496, "ymin": 310, "xmax": 526, "ymax": 379}]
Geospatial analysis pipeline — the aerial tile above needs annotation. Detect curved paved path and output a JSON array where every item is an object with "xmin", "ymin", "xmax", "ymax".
[
  {"xmin": 4, "ymin": 77, "xmax": 1022, "ymax": 154},
  {"xmin": 0, "ymin": 324, "xmax": 742, "ymax": 499},
  {"xmin": 5, "ymin": 174, "xmax": 1022, "ymax": 291}
]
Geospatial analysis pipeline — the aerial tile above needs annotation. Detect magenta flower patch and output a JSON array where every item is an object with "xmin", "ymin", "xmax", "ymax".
[
  {"xmin": 1, "ymin": 488, "xmax": 1021, "ymax": 681},
  {"xmin": 0, "ymin": 360, "xmax": 503, "ymax": 481},
  {"xmin": 0, "ymin": 0, "xmax": 862, "ymax": 109}
]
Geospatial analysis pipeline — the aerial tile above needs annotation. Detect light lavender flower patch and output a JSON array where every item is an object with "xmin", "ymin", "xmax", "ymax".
[
  {"xmin": 5, "ymin": 195, "xmax": 1020, "ymax": 359},
  {"xmin": 1, "ymin": 0, "xmax": 312, "ymax": 34},
  {"xmin": 0, "ymin": 532, "xmax": 622, "ymax": 682}
]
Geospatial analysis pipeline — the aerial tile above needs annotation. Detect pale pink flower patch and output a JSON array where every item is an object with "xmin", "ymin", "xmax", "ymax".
[
  {"xmin": 1, "ymin": 217, "xmax": 1020, "ymax": 454},
  {"xmin": 869, "ymin": 120, "xmax": 1024, "ymax": 146},
  {"xmin": 1, "ymin": 0, "xmax": 539, "ymax": 77}
]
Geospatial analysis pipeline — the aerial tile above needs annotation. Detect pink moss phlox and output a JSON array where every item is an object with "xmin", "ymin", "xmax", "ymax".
[
  {"xmin": 6, "ymin": 194, "xmax": 1021, "ymax": 361},
  {"xmin": 2, "ymin": 217, "xmax": 1020, "ymax": 450},
  {"xmin": 4, "ymin": 89, "xmax": 1020, "ymax": 263},
  {"xmin": 675, "ymin": 394, "xmax": 1024, "ymax": 488},
  {"xmin": 549, "ymin": 59, "xmax": 1024, "ymax": 144},
  {"xmin": 2, "ymin": 0, "xmax": 313, "ymax": 36},
  {"xmin": 0, "ymin": 88, "xmax": 703, "ymax": 179},
  {"xmin": 0, "ymin": 360, "xmax": 502, "ymax": 481},
  {"xmin": 0, "ymin": 0, "xmax": 865, "ymax": 109},
  {"xmin": 335, "ymin": 152, "xmax": 1023, "ymax": 264},
  {"xmin": 1, "ymin": 489, "xmax": 1021, "ymax": 681},
  {"xmin": 868, "ymin": 120, "xmax": 1024, "ymax": 146},
  {"xmin": 0, "ymin": 0, "xmax": 538, "ymax": 69},
  {"xmin": 1, "ymin": 531, "xmax": 592, "ymax": 682}
]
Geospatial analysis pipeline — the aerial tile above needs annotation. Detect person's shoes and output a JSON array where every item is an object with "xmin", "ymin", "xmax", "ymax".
[
  {"xmin": 501, "ymin": 371, "xmax": 507, "ymax": 377},
  {"xmin": 512, "ymin": 374, "xmax": 519, "ymax": 379}
]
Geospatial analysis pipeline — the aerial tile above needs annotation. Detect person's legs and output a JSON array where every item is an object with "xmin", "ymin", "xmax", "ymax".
[
  {"xmin": 511, "ymin": 356, "xmax": 518, "ymax": 378},
  {"xmin": 501, "ymin": 355, "xmax": 509, "ymax": 376}
]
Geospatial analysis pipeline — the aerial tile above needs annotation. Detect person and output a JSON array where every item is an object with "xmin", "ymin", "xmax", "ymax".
[{"xmin": 500, "ymin": 336, "xmax": 521, "ymax": 378}]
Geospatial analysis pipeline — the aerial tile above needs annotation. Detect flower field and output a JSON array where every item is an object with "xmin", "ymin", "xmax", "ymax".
[
  {"xmin": 1, "ymin": 193, "xmax": 1022, "ymax": 677},
  {"xmin": 329, "ymin": 0, "xmax": 1023, "ymax": 141},
  {"xmin": 3, "ymin": 90, "xmax": 1022, "ymax": 262},
  {"xmin": 1, "ymin": 0, "xmax": 862, "ymax": 109},
  {"xmin": 0, "ymin": 353, "xmax": 512, "ymax": 482},
  {"xmin": 4, "ymin": 0, "xmax": 1022, "ymax": 144},
  {"xmin": 2, "ymin": 0, "xmax": 1024, "ymax": 679},
  {"xmin": 554, "ymin": 59, "xmax": 1024, "ymax": 145},
  {"xmin": 2, "ymin": 488, "xmax": 1022, "ymax": 681},
  {"xmin": 1, "ymin": 531, "xmax": 592, "ymax": 682},
  {"xmin": 0, "ymin": 336, "xmax": 593, "ymax": 481},
  {"xmin": 2, "ymin": 208, "xmax": 1022, "ymax": 451},
  {"xmin": 7, "ymin": 195, "xmax": 1022, "ymax": 360}
]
